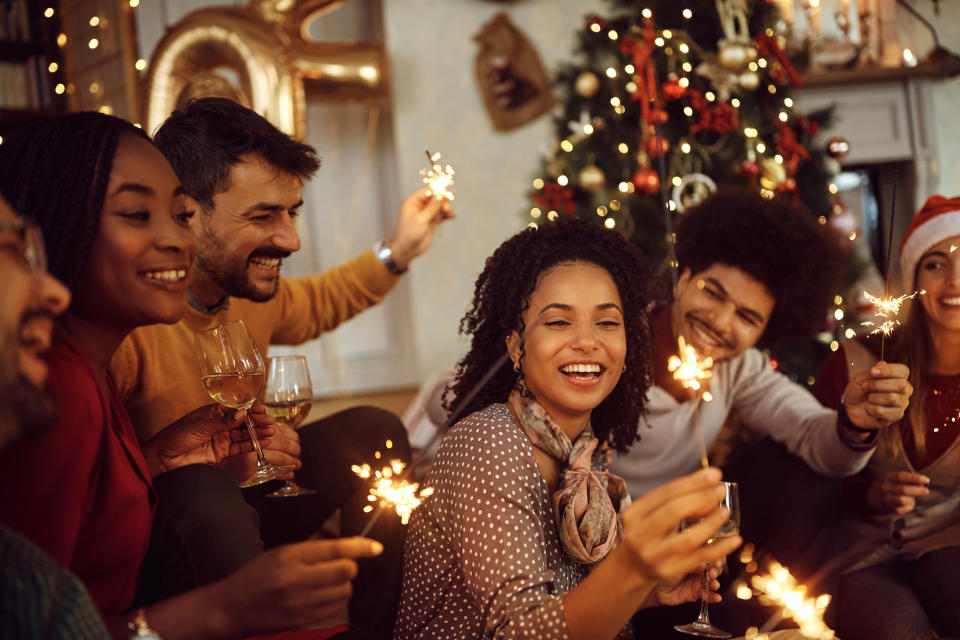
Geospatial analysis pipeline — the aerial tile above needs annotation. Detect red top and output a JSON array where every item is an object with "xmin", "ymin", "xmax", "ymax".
[{"xmin": 0, "ymin": 327, "xmax": 155, "ymax": 623}]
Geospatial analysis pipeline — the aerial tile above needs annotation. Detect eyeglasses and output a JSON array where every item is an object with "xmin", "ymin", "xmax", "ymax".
[{"xmin": 0, "ymin": 217, "xmax": 48, "ymax": 275}]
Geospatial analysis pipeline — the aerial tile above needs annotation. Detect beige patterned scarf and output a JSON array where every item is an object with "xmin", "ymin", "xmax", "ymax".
[{"xmin": 508, "ymin": 390, "xmax": 631, "ymax": 564}]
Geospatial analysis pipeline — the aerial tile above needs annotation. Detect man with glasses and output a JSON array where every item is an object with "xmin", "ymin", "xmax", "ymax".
[{"xmin": 0, "ymin": 194, "xmax": 109, "ymax": 638}]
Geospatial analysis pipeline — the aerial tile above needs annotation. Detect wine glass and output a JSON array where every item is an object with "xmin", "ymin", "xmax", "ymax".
[
  {"xmin": 261, "ymin": 355, "xmax": 317, "ymax": 498},
  {"xmin": 195, "ymin": 320, "xmax": 295, "ymax": 488},
  {"xmin": 675, "ymin": 481, "xmax": 741, "ymax": 639}
]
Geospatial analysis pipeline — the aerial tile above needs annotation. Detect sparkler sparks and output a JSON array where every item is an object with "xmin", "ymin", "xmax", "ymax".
[
  {"xmin": 668, "ymin": 336, "xmax": 714, "ymax": 400},
  {"xmin": 420, "ymin": 150, "xmax": 455, "ymax": 201},
  {"xmin": 860, "ymin": 290, "xmax": 924, "ymax": 337},
  {"xmin": 351, "ymin": 457, "xmax": 434, "ymax": 526},
  {"xmin": 744, "ymin": 560, "xmax": 835, "ymax": 640}
]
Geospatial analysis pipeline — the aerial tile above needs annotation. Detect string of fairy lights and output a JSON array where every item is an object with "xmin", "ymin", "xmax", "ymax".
[{"xmin": 41, "ymin": 1, "xmax": 147, "ymax": 124}]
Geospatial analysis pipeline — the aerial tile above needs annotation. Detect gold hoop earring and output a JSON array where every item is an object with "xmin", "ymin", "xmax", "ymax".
[{"xmin": 514, "ymin": 360, "xmax": 521, "ymax": 373}]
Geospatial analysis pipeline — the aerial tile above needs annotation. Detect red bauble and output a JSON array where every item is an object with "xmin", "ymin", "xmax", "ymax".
[
  {"xmin": 651, "ymin": 108, "xmax": 668, "ymax": 125},
  {"xmin": 632, "ymin": 167, "xmax": 661, "ymax": 195},
  {"xmin": 645, "ymin": 135, "xmax": 670, "ymax": 158},
  {"xmin": 740, "ymin": 160, "xmax": 760, "ymax": 183},
  {"xmin": 777, "ymin": 177, "xmax": 798, "ymax": 193}
]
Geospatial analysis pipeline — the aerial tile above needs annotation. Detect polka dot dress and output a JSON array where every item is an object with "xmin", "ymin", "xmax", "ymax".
[{"xmin": 395, "ymin": 404, "xmax": 633, "ymax": 639}]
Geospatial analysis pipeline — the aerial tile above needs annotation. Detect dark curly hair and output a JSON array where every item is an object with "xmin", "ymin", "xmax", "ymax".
[
  {"xmin": 153, "ymin": 97, "xmax": 320, "ymax": 211},
  {"xmin": 676, "ymin": 187, "xmax": 844, "ymax": 344},
  {"xmin": 447, "ymin": 219, "xmax": 654, "ymax": 454},
  {"xmin": 0, "ymin": 112, "xmax": 150, "ymax": 291}
]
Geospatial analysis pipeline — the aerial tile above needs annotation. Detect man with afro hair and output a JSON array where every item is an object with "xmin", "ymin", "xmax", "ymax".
[{"xmin": 609, "ymin": 187, "xmax": 913, "ymax": 499}]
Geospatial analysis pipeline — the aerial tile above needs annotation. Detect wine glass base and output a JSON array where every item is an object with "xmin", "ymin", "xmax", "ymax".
[
  {"xmin": 267, "ymin": 481, "xmax": 319, "ymax": 498},
  {"xmin": 238, "ymin": 464, "xmax": 296, "ymax": 488},
  {"xmin": 674, "ymin": 622, "xmax": 732, "ymax": 639}
]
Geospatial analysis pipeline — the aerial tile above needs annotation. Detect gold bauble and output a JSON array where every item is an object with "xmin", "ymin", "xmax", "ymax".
[
  {"xmin": 738, "ymin": 70, "xmax": 760, "ymax": 90},
  {"xmin": 718, "ymin": 40, "xmax": 748, "ymax": 70},
  {"xmin": 759, "ymin": 157, "xmax": 787, "ymax": 189},
  {"xmin": 575, "ymin": 71, "xmax": 601, "ymax": 98},
  {"xmin": 578, "ymin": 165, "xmax": 606, "ymax": 192}
]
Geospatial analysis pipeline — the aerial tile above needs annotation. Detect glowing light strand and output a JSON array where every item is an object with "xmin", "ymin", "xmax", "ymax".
[{"xmin": 420, "ymin": 150, "xmax": 455, "ymax": 201}]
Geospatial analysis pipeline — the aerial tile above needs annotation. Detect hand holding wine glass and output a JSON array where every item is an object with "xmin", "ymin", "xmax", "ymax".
[
  {"xmin": 262, "ymin": 355, "xmax": 317, "ymax": 498},
  {"xmin": 196, "ymin": 320, "xmax": 294, "ymax": 487},
  {"xmin": 675, "ymin": 481, "xmax": 740, "ymax": 639}
]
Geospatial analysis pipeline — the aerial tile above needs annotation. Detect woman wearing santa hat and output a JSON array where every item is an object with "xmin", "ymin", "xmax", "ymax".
[{"xmin": 816, "ymin": 195, "xmax": 960, "ymax": 640}]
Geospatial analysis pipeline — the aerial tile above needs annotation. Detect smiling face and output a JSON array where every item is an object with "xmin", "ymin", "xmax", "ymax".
[
  {"xmin": 70, "ymin": 134, "xmax": 197, "ymax": 330},
  {"xmin": 915, "ymin": 235, "xmax": 960, "ymax": 336},
  {"xmin": 192, "ymin": 153, "xmax": 302, "ymax": 304},
  {"xmin": 506, "ymin": 261, "xmax": 626, "ymax": 434},
  {"xmin": 671, "ymin": 263, "xmax": 774, "ymax": 362},
  {"xmin": 0, "ymin": 196, "xmax": 70, "ymax": 447}
]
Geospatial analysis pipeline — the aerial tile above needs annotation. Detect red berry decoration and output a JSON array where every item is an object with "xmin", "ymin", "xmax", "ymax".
[{"xmin": 645, "ymin": 135, "xmax": 670, "ymax": 158}]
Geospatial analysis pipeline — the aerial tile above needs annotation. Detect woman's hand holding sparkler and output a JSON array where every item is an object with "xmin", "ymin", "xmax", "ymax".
[{"xmin": 840, "ymin": 361, "xmax": 913, "ymax": 432}]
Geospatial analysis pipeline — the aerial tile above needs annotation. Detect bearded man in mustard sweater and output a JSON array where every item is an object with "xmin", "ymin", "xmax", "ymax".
[{"xmin": 109, "ymin": 98, "xmax": 453, "ymax": 637}]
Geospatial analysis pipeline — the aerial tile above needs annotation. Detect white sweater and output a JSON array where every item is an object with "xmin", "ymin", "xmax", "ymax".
[{"xmin": 610, "ymin": 347, "xmax": 875, "ymax": 499}]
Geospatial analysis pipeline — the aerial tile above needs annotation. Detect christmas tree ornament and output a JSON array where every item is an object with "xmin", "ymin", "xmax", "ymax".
[
  {"xmin": 631, "ymin": 167, "xmax": 661, "ymax": 195},
  {"xmin": 759, "ymin": 157, "xmax": 787, "ymax": 189},
  {"xmin": 651, "ymin": 108, "xmax": 669, "ymax": 125},
  {"xmin": 738, "ymin": 70, "xmax": 760, "ymax": 90},
  {"xmin": 662, "ymin": 77, "xmax": 687, "ymax": 100},
  {"xmin": 578, "ymin": 164, "xmax": 606, "ymax": 192},
  {"xmin": 574, "ymin": 71, "xmax": 601, "ymax": 98},
  {"xmin": 740, "ymin": 160, "xmax": 760, "ymax": 182},
  {"xmin": 718, "ymin": 41, "xmax": 750, "ymax": 70},
  {"xmin": 826, "ymin": 135, "xmax": 851, "ymax": 160},
  {"xmin": 672, "ymin": 173, "xmax": 717, "ymax": 212},
  {"xmin": 645, "ymin": 134, "xmax": 670, "ymax": 158}
]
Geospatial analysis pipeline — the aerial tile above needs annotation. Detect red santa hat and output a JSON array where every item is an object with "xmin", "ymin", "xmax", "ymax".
[{"xmin": 899, "ymin": 195, "xmax": 960, "ymax": 290}]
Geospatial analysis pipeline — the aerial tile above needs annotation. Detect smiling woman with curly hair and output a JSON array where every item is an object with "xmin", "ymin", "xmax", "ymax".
[{"xmin": 396, "ymin": 218, "xmax": 742, "ymax": 640}]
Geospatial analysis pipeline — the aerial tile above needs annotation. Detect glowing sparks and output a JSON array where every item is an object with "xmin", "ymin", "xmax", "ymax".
[
  {"xmin": 860, "ymin": 290, "xmax": 924, "ymax": 336},
  {"xmin": 668, "ymin": 336, "xmax": 714, "ymax": 396},
  {"xmin": 351, "ymin": 458, "xmax": 433, "ymax": 525},
  {"xmin": 746, "ymin": 560, "xmax": 836, "ymax": 640},
  {"xmin": 420, "ymin": 150, "xmax": 455, "ymax": 201}
]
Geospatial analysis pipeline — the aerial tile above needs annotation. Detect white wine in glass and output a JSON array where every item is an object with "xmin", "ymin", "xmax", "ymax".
[
  {"xmin": 262, "ymin": 355, "xmax": 316, "ymax": 498},
  {"xmin": 196, "ymin": 320, "xmax": 294, "ymax": 488},
  {"xmin": 675, "ymin": 481, "xmax": 740, "ymax": 639}
]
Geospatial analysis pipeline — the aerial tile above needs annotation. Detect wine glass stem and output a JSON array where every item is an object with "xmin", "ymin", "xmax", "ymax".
[
  {"xmin": 696, "ymin": 567, "xmax": 712, "ymax": 624},
  {"xmin": 244, "ymin": 414, "xmax": 271, "ymax": 469}
]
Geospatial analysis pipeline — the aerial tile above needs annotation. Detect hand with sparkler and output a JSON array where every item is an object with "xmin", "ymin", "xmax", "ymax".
[{"xmin": 836, "ymin": 359, "xmax": 912, "ymax": 437}]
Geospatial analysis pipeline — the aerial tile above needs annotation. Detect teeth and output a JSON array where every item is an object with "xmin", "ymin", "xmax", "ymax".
[
  {"xmin": 20, "ymin": 324, "xmax": 51, "ymax": 351},
  {"xmin": 144, "ymin": 269, "xmax": 187, "ymax": 282},
  {"xmin": 561, "ymin": 363, "xmax": 601, "ymax": 374},
  {"xmin": 251, "ymin": 257, "xmax": 280, "ymax": 268},
  {"xmin": 941, "ymin": 297, "xmax": 960, "ymax": 306},
  {"xmin": 692, "ymin": 323, "xmax": 720, "ymax": 347}
]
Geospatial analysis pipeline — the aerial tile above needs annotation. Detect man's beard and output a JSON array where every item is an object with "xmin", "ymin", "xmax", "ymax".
[
  {"xmin": 196, "ymin": 232, "xmax": 287, "ymax": 303},
  {"xmin": 0, "ymin": 375, "xmax": 58, "ymax": 449}
]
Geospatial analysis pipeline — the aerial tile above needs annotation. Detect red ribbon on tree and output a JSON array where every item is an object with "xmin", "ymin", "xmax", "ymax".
[
  {"xmin": 619, "ymin": 16, "xmax": 659, "ymax": 128},
  {"xmin": 532, "ymin": 182, "xmax": 577, "ymax": 215},
  {"xmin": 755, "ymin": 32, "xmax": 801, "ymax": 87}
]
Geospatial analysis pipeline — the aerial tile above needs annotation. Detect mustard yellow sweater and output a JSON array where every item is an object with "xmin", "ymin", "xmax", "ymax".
[{"xmin": 109, "ymin": 250, "xmax": 398, "ymax": 441}]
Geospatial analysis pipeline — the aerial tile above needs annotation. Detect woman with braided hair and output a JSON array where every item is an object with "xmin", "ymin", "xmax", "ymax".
[
  {"xmin": 396, "ymin": 219, "xmax": 742, "ymax": 639},
  {"xmin": 0, "ymin": 112, "xmax": 382, "ymax": 640}
]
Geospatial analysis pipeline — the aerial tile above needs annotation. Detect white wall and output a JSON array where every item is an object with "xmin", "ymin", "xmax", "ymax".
[{"xmin": 382, "ymin": 0, "xmax": 606, "ymax": 378}]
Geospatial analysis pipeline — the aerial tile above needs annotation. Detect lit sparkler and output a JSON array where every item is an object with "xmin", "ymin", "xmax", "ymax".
[
  {"xmin": 420, "ymin": 150, "xmax": 455, "ymax": 201},
  {"xmin": 860, "ymin": 289, "xmax": 925, "ymax": 359},
  {"xmin": 352, "ymin": 456, "xmax": 434, "ymax": 530},
  {"xmin": 668, "ymin": 335, "xmax": 715, "ymax": 467},
  {"xmin": 743, "ymin": 560, "xmax": 835, "ymax": 640}
]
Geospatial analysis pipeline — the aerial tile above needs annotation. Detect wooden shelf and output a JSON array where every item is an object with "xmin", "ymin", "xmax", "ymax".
[{"xmin": 800, "ymin": 55, "xmax": 960, "ymax": 89}]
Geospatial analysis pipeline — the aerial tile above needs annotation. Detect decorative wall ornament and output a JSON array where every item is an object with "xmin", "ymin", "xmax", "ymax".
[
  {"xmin": 144, "ymin": 0, "xmax": 387, "ymax": 138},
  {"xmin": 474, "ymin": 12, "xmax": 554, "ymax": 132}
]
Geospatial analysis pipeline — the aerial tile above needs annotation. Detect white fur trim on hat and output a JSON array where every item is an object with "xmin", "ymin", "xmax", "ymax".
[{"xmin": 900, "ymin": 209, "xmax": 960, "ymax": 291}]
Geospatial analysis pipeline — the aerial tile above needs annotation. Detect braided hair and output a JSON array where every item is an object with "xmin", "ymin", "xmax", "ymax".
[
  {"xmin": 448, "ymin": 219, "xmax": 654, "ymax": 454},
  {"xmin": 0, "ymin": 112, "xmax": 149, "ymax": 292}
]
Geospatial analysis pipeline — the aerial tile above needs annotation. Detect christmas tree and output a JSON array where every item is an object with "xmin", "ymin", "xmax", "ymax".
[{"xmin": 528, "ymin": 0, "xmax": 858, "ymax": 386}]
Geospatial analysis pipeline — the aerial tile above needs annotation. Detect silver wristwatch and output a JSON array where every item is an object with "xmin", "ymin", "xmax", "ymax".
[
  {"xmin": 128, "ymin": 608, "xmax": 162, "ymax": 640},
  {"xmin": 374, "ymin": 240, "xmax": 407, "ymax": 275}
]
